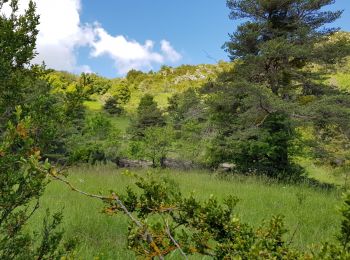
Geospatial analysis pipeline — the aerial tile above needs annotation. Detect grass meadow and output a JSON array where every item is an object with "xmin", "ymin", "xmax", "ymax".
[{"xmin": 27, "ymin": 164, "xmax": 344, "ymax": 259}]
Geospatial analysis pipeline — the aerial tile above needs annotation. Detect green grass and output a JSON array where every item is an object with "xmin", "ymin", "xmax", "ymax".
[
  {"xmin": 108, "ymin": 115, "xmax": 130, "ymax": 134},
  {"xmin": 28, "ymin": 165, "xmax": 343, "ymax": 259},
  {"xmin": 84, "ymin": 100, "xmax": 103, "ymax": 111},
  {"xmin": 333, "ymin": 73, "xmax": 350, "ymax": 91},
  {"xmin": 84, "ymin": 98, "xmax": 131, "ymax": 134},
  {"xmin": 301, "ymin": 158, "xmax": 350, "ymax": 187},
  {"xmin": 125, "ymin": 90, "xmax": 172, "ymax": 113}
]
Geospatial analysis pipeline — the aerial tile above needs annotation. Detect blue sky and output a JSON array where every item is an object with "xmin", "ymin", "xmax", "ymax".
[
  {"xmin": 81, "ymin": 0, "xmax": 350, "ymax": 78},
  {"xmin": 12, "ymin": 0, "xmax": 349, "ymax": 78},
  {"xmin": 78, "ymin": 1, "xmax": 235, "ymax": 77}
]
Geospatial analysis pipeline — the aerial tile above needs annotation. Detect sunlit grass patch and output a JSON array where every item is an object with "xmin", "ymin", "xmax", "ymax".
[{"xmin": 28, "ymin": 165, "xmax": 343, "ymax": 259}]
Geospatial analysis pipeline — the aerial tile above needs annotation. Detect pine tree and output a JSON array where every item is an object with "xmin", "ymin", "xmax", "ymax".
[
  {"xmin": 207, "ymin": 0, "xmax": 350, "ymax": 177},
  {"xmin": 130, "ymin": 94, "xmax": 165, "ymax": 138},
  {"xmin": 224, "ymin": 0, "xmax": 349, "ymax": 97}
]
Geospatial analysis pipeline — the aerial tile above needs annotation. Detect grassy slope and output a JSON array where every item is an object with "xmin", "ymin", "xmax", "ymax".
[
  {"xmin": 82, "ymin": 62, "xmax": 234, "ymax": 113},
  {"xmin": 328, "ymin": 70, "xmax": 350, "ymax": 92},
  {"xmin": 28, "ymin": 165, "xmax": 342, "ymax": 259},
  {"xmin": 300, "ymin": 158, "xmax": 350, "ymax": 187},
  {"xmin": 84, "ymin": 55, "xmax": 350, "ymax": 114}
]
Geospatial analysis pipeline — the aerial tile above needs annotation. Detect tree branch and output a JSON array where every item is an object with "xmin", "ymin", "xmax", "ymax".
[
  {"xmin": 164, "ymin": 219, "xmax": 188, "ymax": 260},
  {"xmin": 49, "ymin": 173, "xmax": 165, "ymax": 260}
]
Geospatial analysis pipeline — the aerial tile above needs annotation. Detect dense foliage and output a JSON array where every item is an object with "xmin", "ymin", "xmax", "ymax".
[
  {"xmin": 129, "ymin": 94, "xmax": 166, "ymax": 138},
  {"xmin": 0, "ymin": 1, "xmax": 75, "ymax": 258},
  {"xmin": 67, "ymin": 113, "xmax": 121, "ymax": 164},
  {"xmin": 203, "ymin": 0, "xmax": 350, "ymax": 178},
  {"xmin": 1, "ymin": 0, "xmax": 350, "ymax": 258},
  {"xmin": 96, "ymin": 173, "xmax": 350, "ymax": 259},
  {"xmin": 0, "ymin": 111, "xmax": 74, "ymax": 259}
]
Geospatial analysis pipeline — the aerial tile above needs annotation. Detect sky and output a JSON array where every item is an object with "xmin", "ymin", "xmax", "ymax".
[{"xmin": 2, "ymin": 0, "xmax": 350, "ymax": 78}]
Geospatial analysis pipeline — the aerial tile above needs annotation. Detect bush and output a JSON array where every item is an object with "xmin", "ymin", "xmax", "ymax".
[
  {"xmin": 104, "ymin": 96, "xmax": 123, "ymax": 115},
  {"xmin": 98, "ymin": 173, "xmax": 350, "ymax": 259},
  {"xmin": 67, "ymin": 113, "xmax": 121, "ymax": 164},
  {"xmin": 0, "ymin": 112, "xmax": 74, "ymax": 259}
]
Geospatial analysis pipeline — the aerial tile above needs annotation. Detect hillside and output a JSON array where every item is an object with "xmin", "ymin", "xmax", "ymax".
[
  {"xmin": 46, "ymin": 62, "xmax": 233, "ymax": 112},
  {"xmin": 328, "ymin": 57, "xmax": 350, "ymax": 91},
  {"xmin": 48, "ymin": 57, "xmax": 350, "ymax": 115},
  {"xmin": 110, "ymin": 62, "xmax": 233, "ymax": 111}
]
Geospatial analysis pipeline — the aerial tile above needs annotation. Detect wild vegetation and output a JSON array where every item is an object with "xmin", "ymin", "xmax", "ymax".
[
  {"xmin": 29, "ymin": 166, "xmax": 345, "ymax": 259},
  {"xmin": 1, "ymin": 0, "xmax": 350, "ymax": 259}
]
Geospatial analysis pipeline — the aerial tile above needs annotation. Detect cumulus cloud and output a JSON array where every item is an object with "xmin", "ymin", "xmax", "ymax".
[
  {"xmin": 2, "ymin": 0, "xmax": 92, "ymax": 73},
  {"xmin": 1, "ymin": 0, "xmax": 182, "ymax": 75},
  {"xmin": 90, "ymin": 27, "xmax": 182, "ymax": 74},
  {"xmin": 33, "ymin": 0, "xmax": 94, "ymax": 73},
  {"xmin": 161, "ymin": 40, "xmax": 182, "ymax": 63}
]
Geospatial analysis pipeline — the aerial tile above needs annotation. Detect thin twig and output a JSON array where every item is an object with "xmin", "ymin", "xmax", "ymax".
[
  {"xmin": 290, "ymin": 113, "xmax": 316, "ymax": 120},
  {"xmin": 256, "ymin": 113, "xmax": 270, "ymax": 127},
  {"xmin": 50, "ymin": 174, "xmax": 109, "ymax": 200},
  {"xmin": 111, "ymin": 194, "xmax": 165, "ymax": 260},
  {"xmin": 111, "ymin": 192, "xmax": 143, "ymax": 227},
  {"xmin": 203, "ymin": 50, "xmax": 218, "ymax": 63},
  {"xmin": 287, "ymin": 222, "xmax": 300, "ymax": 246},
  {"xmin": 164, "ymin": 219, "xmax": 188, "ymax": 260},
  {"xmin": 13, "ymin": 199, "xmax": 40, "ymax": 231},
  {"xmin": 259, "ymin": 96, "xmax": 273, "ymax": 114},
  {"xmin": 147, "ymin": 206, "xmax": 178, "ymax": 213},
  {"xmin": 25, "ymin": 199, "xmax": 40, "ymax": 222},
  {"xmin": 49, "ymin": 173, "xmax": 164, "ymax": 260}
]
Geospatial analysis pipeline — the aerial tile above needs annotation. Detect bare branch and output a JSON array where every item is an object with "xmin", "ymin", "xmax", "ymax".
[
  {"xmin": 258, "ymin": 96, "xmax": 274, "ymax": 114},
  {"xmin": 49, "ymin": 173, "xmax": 165, "ymax": 260},
  {"xmin": 287, "ymin": 222, "xmax": 301, "ymax": 246},
  {"xmin": 164, "ymin": 219, "xmax": 188, "ymax": 260},
  {"xmin": 290, "ymin": 113, "xmax": 316, "ymax": 120},
  {"xmin": 50, "ymin": 174, "xmax": 108, "ymax": 200},
  {"xmin": 256, "ymin": 113, "xmax": 270, "ymax": 127}
]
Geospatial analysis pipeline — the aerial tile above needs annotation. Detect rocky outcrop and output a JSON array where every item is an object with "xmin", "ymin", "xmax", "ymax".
[
  {"xmin": 114, "ymin": 158, "xmax": 153, "ymax": 168},
  {"xmin": 217, "ymin": 163, "xmax": 236, "ymax": 172},
  {"xmin": 162, "ymin": 158, "xmax": 196, "ymax": 170},
  {"xmin": 113, "ymin": 157, "xmax": 199, "ymax": 170},
  {"xmin": 330, "ymin": 158, "xmax": 346, "ymax": 167}
]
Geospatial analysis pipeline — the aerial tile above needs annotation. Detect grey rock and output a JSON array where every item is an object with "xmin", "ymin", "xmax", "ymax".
[
  {"xmin": 162, "ymin": 158, "xmax": 195, "ymax": 170},
  {"xmin": 114, "ymin": 158, "xmax": 153, "ymax": 168},
  {"xmin": 218, "ymin": 163, "xmax": 236, "ymax": 172}
]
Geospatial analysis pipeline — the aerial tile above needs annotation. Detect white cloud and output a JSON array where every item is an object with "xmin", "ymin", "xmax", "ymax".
[
  {"xmin": 1, "ymin": 0, "xmax": 182, "ymax": 75},
  {"xmin": 2, "ymin": 0, "xmax": 90, "ymax": 72},
  {"xmin": 90, "ymin": 27, "xmax": 182, "ymax": 74},
  {"xmin": 161, "ymin": 40, "xmax": 182, "ymax": 62},
  {"xmin": 33, "ymin": 0, "xmax": 93, "ymax": 72},
  {"xmin": 76, "ymin": 64, "xmax": 93, "ymax": 74}
]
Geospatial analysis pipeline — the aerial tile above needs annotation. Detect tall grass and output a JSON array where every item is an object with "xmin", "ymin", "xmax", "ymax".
[
  {"xmin": 28, "ymin": 165, "xmax": 343, "ymax": 259},
  {"xmin": 301, "ymin": 158, "xmax": 350, "ymax": 188}
]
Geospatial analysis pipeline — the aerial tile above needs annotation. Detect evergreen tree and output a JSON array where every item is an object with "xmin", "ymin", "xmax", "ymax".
[
  {"xmin": 206, "ymin": 0, "xmax": 350, "ymax": 177},
  {"xmin": 168, "ymin": 88, "xmax": 204, "ymax": 128},
  {"xmin": 224, "ymin": 0, "xmax": 349, "ymax": 97},
  {"xmin": 130, "ymin": 94, "xmax": 165, "ymax": 137},
  {"xmin": 104, "ymin": 82, "xmax": 130, "ymax": 115},
  {"xmin": 104, "ymin": 96, "xmax": 123, "ymax": 115}
]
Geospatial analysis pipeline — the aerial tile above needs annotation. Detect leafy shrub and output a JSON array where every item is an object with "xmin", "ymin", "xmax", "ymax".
[
  {"xmin": 97, "ymin": 173, "xmax": 350, "ymax": 259},
  {"xmin": 67, "ymin": 113, "xmax": 121, "ymax": 164},
  {"xmin": 0, "ymin": 111, "xmax": 74, "ymax": 259},
  {"xmin": 0, "ymin": 1, "xmax": 76, "ymax": 257},
  {"xmin": 104, "ymin": 96, "xmax": 123, "ymax": 115}
]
